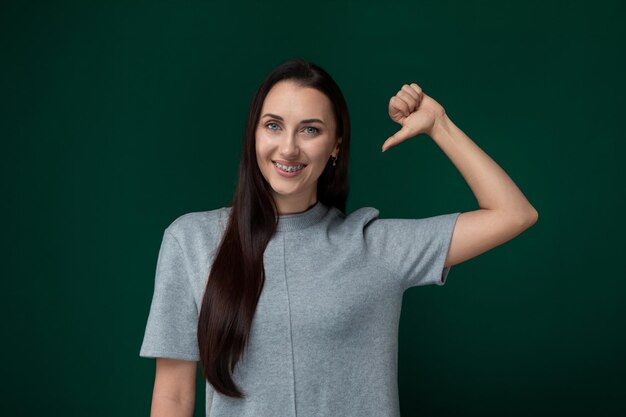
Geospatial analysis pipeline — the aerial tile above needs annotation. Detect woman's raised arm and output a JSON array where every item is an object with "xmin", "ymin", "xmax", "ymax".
[{"xmin": 382, "ymin": 83, "xmax": 538, "ymax": 268}]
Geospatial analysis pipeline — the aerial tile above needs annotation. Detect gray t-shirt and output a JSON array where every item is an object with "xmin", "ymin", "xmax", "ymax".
[{"xmin": 140, "ymin": 200, "xmax": 460, "ymax": 417}]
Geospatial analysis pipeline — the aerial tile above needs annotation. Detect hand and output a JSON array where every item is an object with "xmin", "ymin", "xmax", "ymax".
[{"xmin": 382, "ymin": 83, "xmax": 447, "ymax": 152}]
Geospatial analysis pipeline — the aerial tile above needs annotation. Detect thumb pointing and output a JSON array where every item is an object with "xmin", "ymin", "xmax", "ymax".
[{"xmin": 382, "ymin": 125, "xmax": 412, "ymax": 152}]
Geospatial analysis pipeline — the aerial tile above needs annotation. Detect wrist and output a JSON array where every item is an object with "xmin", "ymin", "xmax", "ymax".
[{"xmin": 430, "ymin": 111, "xmax": 453, "ymax": 139}]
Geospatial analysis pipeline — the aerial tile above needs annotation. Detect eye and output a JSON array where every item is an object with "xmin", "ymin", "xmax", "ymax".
[
  {"xmin": 303, "ymin": 126, "xmax": 319, "ymax": 135},
  {"xmin": 265, "ymin": 122, "xmax": 279, "ymax": 131}
]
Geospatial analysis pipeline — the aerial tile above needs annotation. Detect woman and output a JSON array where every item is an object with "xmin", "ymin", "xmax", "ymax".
[{"xmin": 140, "ymin": 58, "xmax": 538, "ymax": 416}]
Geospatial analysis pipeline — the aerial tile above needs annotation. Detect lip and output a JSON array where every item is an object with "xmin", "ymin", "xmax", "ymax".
[
  {"xmin": 273, "ymin": 159, "xmax": 307, "ymax": 166},
  {"xmin": 272, "ymin": 161, "xmax": 306, "ymax": 177}
]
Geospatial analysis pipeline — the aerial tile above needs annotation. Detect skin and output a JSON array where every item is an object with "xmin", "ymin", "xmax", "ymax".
[
  {"xmin": 255, "ymin": 80, "xmax": 341, "ymax": 215},
  {"xmin": 149, "ymin": 82, "xmax": 539, "ymax": 416},
  {"xmin": 151, "ymin": 358, "xmax": 196, "ymax": 416}
]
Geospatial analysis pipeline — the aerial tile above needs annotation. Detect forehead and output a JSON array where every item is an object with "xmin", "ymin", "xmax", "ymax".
[{"xmin": 262, "ymin": 80, "xmax": 333, "ymax": 121}]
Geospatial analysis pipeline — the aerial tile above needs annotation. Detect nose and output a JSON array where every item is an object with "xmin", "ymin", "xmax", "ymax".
[{"xmin": 279, "ymin": 131, "xmax": 300, "ymax": 158}]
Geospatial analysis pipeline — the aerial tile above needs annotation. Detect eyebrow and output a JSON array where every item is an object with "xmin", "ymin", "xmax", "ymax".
[{"xmin": 261, "ymin": 113, "xmax": 326, "ymax": 125}]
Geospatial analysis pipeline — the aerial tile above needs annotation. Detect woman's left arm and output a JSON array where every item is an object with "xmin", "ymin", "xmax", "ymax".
[{"xmin": 382, "ymin": 83, "xmax": 538, "ymax": 268}]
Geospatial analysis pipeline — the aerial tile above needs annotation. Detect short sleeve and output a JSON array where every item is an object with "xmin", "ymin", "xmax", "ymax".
[
  {"xmin": 139, "ymin": 229, "xmax": 200, "ymax": 361},
  {"xmin": 363, "ymin": 211, "xmax": 460, "ymax": 290}
]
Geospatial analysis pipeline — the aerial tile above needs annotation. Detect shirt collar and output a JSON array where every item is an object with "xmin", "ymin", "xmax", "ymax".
[{"xmin": 275, "ymin": 200, "xmax": 329, "ymax": 232}]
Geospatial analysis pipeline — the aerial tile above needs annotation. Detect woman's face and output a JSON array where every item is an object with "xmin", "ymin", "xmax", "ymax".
[{"xmin": 255, "ymin": 80, "xmax": 341, "ymax": 214}]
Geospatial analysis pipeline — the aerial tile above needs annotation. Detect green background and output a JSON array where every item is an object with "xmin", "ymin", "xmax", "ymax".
[{"xmin": 3, "ymin": 0, "xmax": 624, "ymax": 416}]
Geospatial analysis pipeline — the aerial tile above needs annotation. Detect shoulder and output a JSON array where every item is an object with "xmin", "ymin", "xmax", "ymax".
[
  {"xmin": 164, "ymin": 206, "xmax": 230, "ymax": 248},
  {"xmin": 332, "ymin": 205, "xmax": 458, "ymax": 239},
  {"xmin": 328, "ymin": 206, "xmax": 381, "ymax": 235},
  {"xmin": 340, "ymin": 206, "xmax": 380, "ymax": 226}
]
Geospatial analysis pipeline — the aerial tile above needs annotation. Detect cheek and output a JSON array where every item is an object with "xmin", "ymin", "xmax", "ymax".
[
  {"xmin": 254, "ymin": 134, "xmax": 265, "ymax": 158},
  {"xmin": 256, "ymin": 147, "xmax": 269, "ymax": 164},
  {"xmin": 255, "ymin": 138, "xmax": 273, "ymax": 174},
  {"xmin": 309, "ymin": 143, "xmax": 334, "ymax": 162}
]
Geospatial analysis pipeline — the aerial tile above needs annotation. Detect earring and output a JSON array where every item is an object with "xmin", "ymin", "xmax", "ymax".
[{"xmin": 331, "ymin": 155, "xmax": 338, "ymax": 166}]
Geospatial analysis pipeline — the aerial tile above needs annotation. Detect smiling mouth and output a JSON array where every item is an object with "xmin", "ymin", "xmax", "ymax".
[{"xmin": 272, "ymin": 160, "xmax": 306, "ymax": 172}]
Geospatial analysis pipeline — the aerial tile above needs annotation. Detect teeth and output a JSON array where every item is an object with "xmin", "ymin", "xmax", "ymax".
[{"xmin": 273, "ymin": 161, "xmax": 304, "ymax": 172}]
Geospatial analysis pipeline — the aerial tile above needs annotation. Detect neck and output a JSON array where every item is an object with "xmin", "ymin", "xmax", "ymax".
[{"xmin": 273, "ymin": 192, "xmax": 318, "ymax": 215}]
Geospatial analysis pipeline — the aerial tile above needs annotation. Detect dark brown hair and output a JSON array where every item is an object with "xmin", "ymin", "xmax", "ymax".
[{"xmin": 197, "ymin": 58, "xmax": 351, "ymax": 398}]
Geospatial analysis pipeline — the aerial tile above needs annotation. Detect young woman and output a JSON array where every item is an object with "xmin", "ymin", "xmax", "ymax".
[{"xmin": 140, "ymin": 58, "xmax": 538, "ymax": 417}]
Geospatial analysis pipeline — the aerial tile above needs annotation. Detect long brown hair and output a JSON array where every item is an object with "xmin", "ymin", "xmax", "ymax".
[{"xmin": 197, "ymin": 58, "xmax": 351, "ymax": 398}]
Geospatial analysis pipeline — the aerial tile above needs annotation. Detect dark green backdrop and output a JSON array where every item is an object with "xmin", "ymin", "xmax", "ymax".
[{"xmin": 3, "ymin": 0, "xmax": 624, "ymax": 416}]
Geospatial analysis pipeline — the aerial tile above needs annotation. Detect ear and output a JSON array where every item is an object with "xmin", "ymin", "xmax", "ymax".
[{"xmin": 335, "ymin": 136, "xmax": 343, "ymax": 153}]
